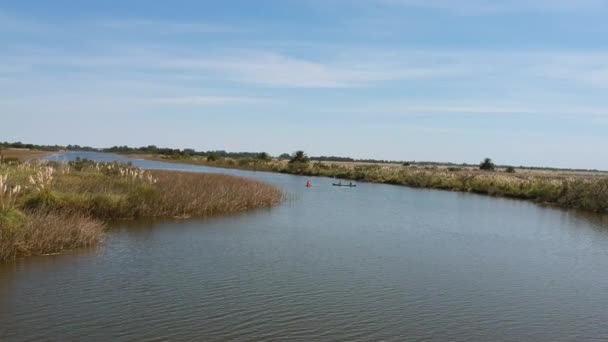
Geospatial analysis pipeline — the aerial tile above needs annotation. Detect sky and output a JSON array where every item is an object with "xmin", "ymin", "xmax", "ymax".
[{"xmin": 1, "ymin": 0, "xmax": 607, "ymax": 169}]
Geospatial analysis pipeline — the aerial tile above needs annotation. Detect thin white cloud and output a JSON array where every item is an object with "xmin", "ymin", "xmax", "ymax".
[
  {"xmin": 0, "ymin": 49, "xmax": 470, "ymax": 88},
  {"xmin": 0, "ymin": 65, "xmax": 30, "ymax": 74},
  {"xmin": 178, "ymin": 51, "xmax": 456, "ymax": 88},
  {"xmin": 380, "ymin": 0, "xmax": 608, "ymax": 14},
  {"xmin": 0, "ymin": 94, "xmax": 269, "ymax": 120},
  {"xmin": 319, "ymin": 100, "xmax": 608, "ymax": 117},
  {"xmin": 0, "ymin": 49, "xmax": 462, "ymax": 88},
  {"xmin": 98, "ymin": 18, "xmax": 240, "ymax": 34},
  {"xmin": 145, "ymin": 95, "xmax": 267, "ymax": 106},
  {"xmin": 384, "ymin": 104, "xmax": 608, "ymax": 116},
  {"xmin": 0, "ymin": 11, "xmax": 52, "ymax": 34},
  {"xmin": 4, "ymin": 46, "xmax": 608, "ymax": 91},
  {"xmin": 161, "ymin": 49, "xmax": 608, "ymax": 89},
  {"xmin": 3, "ymin": 44, "xmax": 608, "ymax": 119}
]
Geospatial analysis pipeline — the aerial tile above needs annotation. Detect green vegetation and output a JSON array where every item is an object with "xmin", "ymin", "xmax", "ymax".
[
  {"xmin": 151, "ymin": 152, "xmax": 608, "ymax": 214},
  {"xmin": 0, "ymin": 160, "xmax": 283, "ymax": 261},
  {"xmin": 289, "ymin": 150, "xmax": 310, "ymax": 164},
  {"xmin": 479, "ymin": 158, "xmax": 496, "ymax": 171},
  {"xmin": 206, "ymin": 152, "xmax": 219, "ymax": 162},
  {"xmin": 256, "ymin": 152, "xmax": 271, "ymax": 162},
  {"xmin": 3, "ymin": 141, "xmax": 606, "ymax": 173}
]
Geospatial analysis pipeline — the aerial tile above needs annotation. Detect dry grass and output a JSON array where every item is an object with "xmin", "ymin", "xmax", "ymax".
[
  {"xmin": 0, "ymin": 160, "xmax": 284, "ymax": 261},
  {"xmin": 0, "ymin": 210, "xmax": 104, "ymax": 261},
  {"xmin": 149, "ymin": 171, "xmax": 284, "ymax": 218},
  {"xmin": 146, "ymin": 155, "xmax": 608, "ymax": 213},
  {"xmin": 0, "ymin": 148, "xmax": 54, "ymax": 162}
]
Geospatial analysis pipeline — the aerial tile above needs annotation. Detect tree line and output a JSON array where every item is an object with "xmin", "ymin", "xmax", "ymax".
[{"xmin": 1, "ymin": 141, "xmax": 603, "ymax": 173}]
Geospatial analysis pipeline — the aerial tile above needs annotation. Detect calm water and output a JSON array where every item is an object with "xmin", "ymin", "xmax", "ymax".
[{"xmin": 2, "ymin": 152, "xmax": 608, "ymax": 341}]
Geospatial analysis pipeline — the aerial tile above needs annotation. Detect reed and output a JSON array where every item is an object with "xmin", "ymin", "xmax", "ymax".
[
  {"xmin": 151, "ymin": 156, "xmax": 608, "ymax": 213},
  {"xmin": 0, "ymin": 160, "xmax": 284, "ymax": 261},
  {"xmin": 0, "ymin": 210, "xmax": 104, "ymax": 261}
]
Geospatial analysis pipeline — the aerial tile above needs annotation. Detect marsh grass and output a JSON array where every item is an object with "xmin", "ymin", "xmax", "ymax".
[
  {"xmin": 152, "ymin": 155, "xmax": 608, "ymax": 213},
  {"xmin": 0, "ymin": 148, "xmax": 52, "ymax": 162},
  {"xmin": 0, "ymin": 210, "xmax": 104, "ymax": 261},
  {"xmin": 0, "ymin": 161, "xmax": 284, "ymax": 261}
]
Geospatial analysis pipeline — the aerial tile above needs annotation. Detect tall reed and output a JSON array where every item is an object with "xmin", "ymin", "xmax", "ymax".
[
  {"xmin": 0, "ymin": 160, "xmax": 284, "ymax": 261},
  {"xmin": 0, "ymin": 210, "xmax": 104, "ymax": 261},
  {"xmin": 153, "ymin": 156, "xmax": 608, "ymax": 213}
]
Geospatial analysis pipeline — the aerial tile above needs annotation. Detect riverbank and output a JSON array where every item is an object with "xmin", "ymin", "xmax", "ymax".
[
  {"xmin": 140, "ymin": 155, "xmax": 608, "ymax": 213},
  {"xmin": 0, "ymin": 159, "xmax": 284, "ymax": 261},
  {"xmin": 0, "ymin": 148, "xmax": 54, "ymax": 163}
]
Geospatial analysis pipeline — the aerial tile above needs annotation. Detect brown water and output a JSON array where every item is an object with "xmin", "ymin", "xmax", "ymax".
[{"xmin": 1, "ymin": 152, "xmax": 608, "ymax": 341}]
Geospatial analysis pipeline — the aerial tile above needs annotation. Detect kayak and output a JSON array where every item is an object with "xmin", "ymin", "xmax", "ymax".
[{"xmin": 332, "ymin": 183, "xmax": 357, "ymax": 187}]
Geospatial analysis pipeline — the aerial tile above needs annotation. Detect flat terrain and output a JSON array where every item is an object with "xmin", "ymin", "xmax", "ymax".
[{"xmin": 1, "ymin": 148, "xmax": 55, "ymax": 161}]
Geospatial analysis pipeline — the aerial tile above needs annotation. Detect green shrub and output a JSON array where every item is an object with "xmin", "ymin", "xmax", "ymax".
[
  {"xmin": 479, "ymin": 158, "xmax": 495, "ymax": 171},
  {"xmin": 289, "ymin": 151, "xmax": 309, "ymax": 164}
]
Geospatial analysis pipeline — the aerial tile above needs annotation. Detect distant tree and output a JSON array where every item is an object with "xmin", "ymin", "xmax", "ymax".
[
  {"xmin": 479, "ymin": 158, "xmax": 495, "ymax": 171},
  {"xmin": 278, "ymin": 153, "xmax": 291, "ymax": 160},
  {"xmin": 505, "ymin": 166, "xmax": 516, "ymax": 173},
  {"xmin": 256, "ymin": 152, "xmax": 271, "ymax": 161},
  {"xmin": 146, "ymin": 145, "xmax": 158, "ymax": 153},
  {"xmin": 207, "ymin": 153, "xmax": 219, "ymax": 162},
  {"xmin": 289, "ymin": 150, "xmax": 309, "ymax": 164}
]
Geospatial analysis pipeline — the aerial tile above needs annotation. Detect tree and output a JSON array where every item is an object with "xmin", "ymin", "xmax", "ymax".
[
  {"xmin": 479, "ymin": 158, "xmax": 495, "ymax": 171},
  {"xmin": 289, "ymin": 150, "xmax": 309, "ymax": 164},
  {"xmin": 256, "ymin": 152, "xmax": 271, "ymax": 161},
  {"xmin": 505, "ymin": 166, "xmax": 516, "ymax": 173},
  {"xmin": 278, "ymin": 153, "xmax": 291, "ymax": 160},
  {"xmin": 207, "ymin": 152, "xmax": 219, "ymax": 162}
]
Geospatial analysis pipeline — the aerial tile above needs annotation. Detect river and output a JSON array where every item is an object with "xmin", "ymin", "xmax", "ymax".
[{"xmin": 1, "ymin": 152, "xmax": 608, "ymax": 341}]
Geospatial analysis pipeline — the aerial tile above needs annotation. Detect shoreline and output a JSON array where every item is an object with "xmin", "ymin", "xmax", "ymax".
[
  {"xmin": 133, "ymin": 154, "xmax": 608, "ymax": 214},
  {"xmin": 0, "ymin": 158, "xmax": 284, "ymax": 262},
  {"xmin": 0, "ymin": 148, "xmax": 55, "ymax": 162}
]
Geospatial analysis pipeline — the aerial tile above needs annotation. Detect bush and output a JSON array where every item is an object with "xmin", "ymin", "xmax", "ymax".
[
  {"xmin": 289, "ymin": 151, "xmax": 309, "ymax": 164},
  {"xmin": 479, "ymin": 158, "xmax": 495, "ymax": 171},
  {"xmin": 256, "ymin": 152, "xmax": 271, "ymax": 161},
  {"xmin": 505, "ymin": 166, "xmax": 516, "ymax": 173}
]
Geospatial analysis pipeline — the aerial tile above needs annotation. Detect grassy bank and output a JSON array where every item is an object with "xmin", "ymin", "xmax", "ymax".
[
  {"xmin": 145, "ymin": 155, "xmax": 608, "ymax": 213},
  {"xmin": 0, "ymin": 160, "xmax": 283, "ymax": 261},
  {"xmin": 0, "ymin": 148, "xmax": 54, "ymax": 163}
]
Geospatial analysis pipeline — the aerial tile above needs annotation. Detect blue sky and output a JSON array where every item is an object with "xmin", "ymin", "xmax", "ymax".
[{"xmin": 1, "ymin": 0, "xmax": 607, "ymax": 169}]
